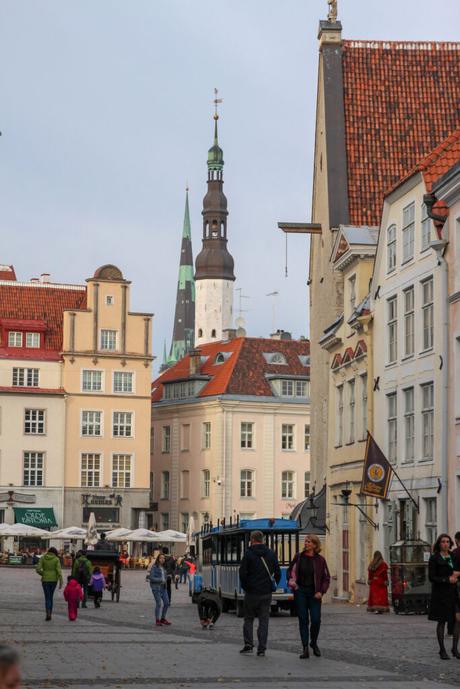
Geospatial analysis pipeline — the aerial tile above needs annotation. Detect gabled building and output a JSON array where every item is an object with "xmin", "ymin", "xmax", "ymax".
[
  {"xmin": 309, "ymin": 8, "xmax": 460, "ymax": 500},
  {"xmin": 151, "ymin": 336, "xmax": 311, "ymax": 531},
  {"xmin": 371, "ymin": 129, "xmax": 460, "ymax": 552},
  {"xmin": 320, "ymin": 226, "xmax": 377, "ymax": 602}
]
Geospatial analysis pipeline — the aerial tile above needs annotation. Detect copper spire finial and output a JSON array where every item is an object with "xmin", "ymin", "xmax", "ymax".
[{"xmin": 327, "ymin": 0, "xmax": 338, "ymax": 22}]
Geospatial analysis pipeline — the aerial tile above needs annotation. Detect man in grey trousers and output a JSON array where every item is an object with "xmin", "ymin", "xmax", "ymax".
[{"xmin": 238, "ymin": 530, "xmax": 281, "ymax": 657}]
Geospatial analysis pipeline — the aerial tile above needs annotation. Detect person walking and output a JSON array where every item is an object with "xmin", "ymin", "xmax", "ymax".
[
  {"xmin": 428, "ymin": 533, "xmax": 460, "ymax": 659},
  {"xmin": 35, "ymin": 546, "xmax": 63, "ymax": 621},
  {"xmin": 367, "ymin": 551, "xmax": 390, "ymax": 614},
  {"xmin": 161, "ymin": 547, "xmax": 176, "ymax": 604},
  {"xmin": 149, "ymin": 553, "xmax": 171, "ymax": 627},
  {"xmin": 287, "ymin": 534, "xmax": 330, "ymax": 659},
  {"xmin": 89, "ymin": 567, "xmax": 106, "ymax": 608},
  {"xmin": 239, "ymin": 530, "xmax": 281, "ymax": 657},
  {"xmin": 72, "ymin": 550, "xmax": 92, "ymax": 608},
  {"xmin": 63, "ymin": 576, "xmax": 83, "ymax": 621}
]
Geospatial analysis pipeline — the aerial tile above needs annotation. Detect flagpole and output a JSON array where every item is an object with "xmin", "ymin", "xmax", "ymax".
[{"xmin": 388, "ymin": 463, "xmax": 420, "ymax": 513}]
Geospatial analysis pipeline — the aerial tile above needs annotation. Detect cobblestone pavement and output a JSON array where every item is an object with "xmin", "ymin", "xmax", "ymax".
[{"xmin": 1, "ymin": 568, "xmax": 459, "ymax": 689}]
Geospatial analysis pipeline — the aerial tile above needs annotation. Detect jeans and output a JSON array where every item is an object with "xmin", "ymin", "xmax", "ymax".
[
  {"xmin": 243, "ymin": 593, "xmax": 272, "ymax": 651},
  {"xmin": 295, "ymin": 585, "xmax": 322, "ymax": 647},
  {"xmin": 42, "ymin": 582, "xmax": 57, "ymax": 612},
  {"xmin": 151, "ymin": 586, "xmax": 169, "ymax": 620},
  {"xmin": 93, "ymin": 591, "xmax": 103, "ymax": 607}
]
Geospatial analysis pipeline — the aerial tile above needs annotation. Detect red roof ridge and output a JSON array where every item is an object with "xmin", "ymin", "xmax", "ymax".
[{"xmin": 344, "ymin": 39, "xmax": 460, "ymax": 49}]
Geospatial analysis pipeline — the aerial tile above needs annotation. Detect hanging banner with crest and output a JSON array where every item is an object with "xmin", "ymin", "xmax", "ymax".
[{"xmin": 360, "ymin": 433, "xmax": 393, "ymax": 499}]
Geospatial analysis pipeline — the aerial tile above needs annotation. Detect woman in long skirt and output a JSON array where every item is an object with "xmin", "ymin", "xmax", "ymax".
[{"xmin": 367, "ymin": 551, "xmax": 389, "ymax": 614}]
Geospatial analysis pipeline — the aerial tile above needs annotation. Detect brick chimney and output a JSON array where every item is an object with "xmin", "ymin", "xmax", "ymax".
[{"xmin": 189, "ymin": 349, "xmax": 202, "ymax": 376}]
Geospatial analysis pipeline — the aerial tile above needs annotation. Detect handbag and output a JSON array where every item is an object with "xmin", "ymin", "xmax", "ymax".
[{"xmin": 261, "ymin": 556, "xmax": 277, "ymax": 593}]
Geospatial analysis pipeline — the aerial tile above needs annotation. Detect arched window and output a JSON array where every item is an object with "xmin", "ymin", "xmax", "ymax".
[
  {"xmin": 211, "ymin": 329, "xmax": 217, "ymax": 338},
  {"xmin": 270, "ymin": 352, "xmax": 287, "ymax": 365},
  {"xmin": 215, "ymin": 353, "xmax": 225, "ymax": 364},
  {"xmin": 198, "ymin": 328, "xmax": 203, "ymax": 338}
]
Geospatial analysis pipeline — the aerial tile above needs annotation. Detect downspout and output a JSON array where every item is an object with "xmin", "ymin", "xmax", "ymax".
[{"xmin": 424, "ymin": 192, "xmax": 449, "ymax": 533}]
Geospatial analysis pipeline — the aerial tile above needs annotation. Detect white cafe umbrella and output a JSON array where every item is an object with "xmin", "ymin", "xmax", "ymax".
[
  {"xmin": 157, "ymin": 529, "xmax": 187, "ymax": 542},
  {"xmin": 124, "ymin": 528, "xmax": 162, "ymax": 542},
  {"xmin": 42, "ymin": 526, "xmax": 87, "ymax": 540},
  {"xmin": 186, "ymin": 516, "xmax": 196, "ymax": 548},
  {"xmin": 0, "ymin": 523, "xmax": 50, "ymax": 537},
  {"xmin": 85, "ymin": 512, "xmax": 99, "ymax": 546},
  {"xmin": 105, "ymin": 528, "xmax": 133, "ymax": 542}
]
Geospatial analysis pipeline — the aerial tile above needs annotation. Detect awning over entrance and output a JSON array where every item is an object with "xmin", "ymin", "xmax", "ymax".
[{"xmin": 14, "ymin": 507, "xmax": 57, "ymax": 529}]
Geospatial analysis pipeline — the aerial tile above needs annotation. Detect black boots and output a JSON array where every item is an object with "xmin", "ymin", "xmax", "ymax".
[
  {"xmin": 299, "ymin": 646, "xmax": 309, "ymax": 659},
  {"xmin": 439, "ymin": 648, "xmax": 449, "ymax": 660},
  {"xmin": 45, "ymin": 610, "xmax": 51, "ymax": 621},
  {"xmin": 310, "ymin": 642, "xmax": 321, "ymax": 657}
]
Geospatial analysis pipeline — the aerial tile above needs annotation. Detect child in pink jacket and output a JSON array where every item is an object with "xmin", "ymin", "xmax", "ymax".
[{"xmin": 63, "ymin": 576, "xmax": 83, "ymax": 620}]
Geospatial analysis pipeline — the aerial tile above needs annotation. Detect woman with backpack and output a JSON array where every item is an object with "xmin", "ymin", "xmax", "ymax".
[
  {"xmin": 71, "ymin": 551, "xmax": 92, "ymax": 608},
  {"xmin": 35, "ymin": 546, "xmax": 63, "ymax": 620},
  {"xmin": 149, "ymin": 553, "xmax": 171, "ymax": 627}
]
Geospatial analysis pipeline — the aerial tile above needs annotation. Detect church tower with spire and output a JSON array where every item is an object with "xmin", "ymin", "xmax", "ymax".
[
  {"xmin": 163, "ymin": 189, "xmax": 195, "ymax": 369},
  {"xmin": 194, "ymin": 103, "xmax": 235, "ymax": 346}
]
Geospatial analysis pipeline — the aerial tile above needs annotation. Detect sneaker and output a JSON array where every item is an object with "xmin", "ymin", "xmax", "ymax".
[
  {"xmin": 257, "ymin": 649, "xmax": 265, "ymax": 657},
  {"xmin": 155, "ymin": 620, "xmax": 162, "ymax": 627},
  {"xmin": 161, "ymin": 618, "xmax": 171, "ymax": 625},
  {"xmin": 240, "ymin": 645, "xmax": 253, "ymax": 654},
  {"xmin": 207, "ymin": 622, "xmax": 214, "ymax": 629}
]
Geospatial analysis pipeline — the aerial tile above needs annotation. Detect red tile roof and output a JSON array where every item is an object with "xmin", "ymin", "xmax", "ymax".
[
  {"xmin": 342, "ymin": 41, "xmax": 460, "ymax": 226},
  {"xmin": 0, "ymin": 282, "xmax": 87, "ymax": 355},
  {"xmin": 0, "ymin": 386, "xmax": 65, "ymax": 395},
  {"xmin": 151, "ymin": 337, "xmax": 310, "ymax": 402},
  {"xmin": 0, "ymin": 265, "xmax": 16, "ymax": 281}
]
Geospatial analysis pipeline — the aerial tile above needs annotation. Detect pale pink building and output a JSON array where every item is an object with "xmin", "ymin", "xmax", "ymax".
[
  {"xmin": 150, "ymin": 334, "xmax": 311, "ymax": 533},
  {"xmin": 433, "ymin": 133, "xmax": 460, "ymax": 533}
]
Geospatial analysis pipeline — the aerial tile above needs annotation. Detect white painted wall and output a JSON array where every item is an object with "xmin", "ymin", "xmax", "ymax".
[{"xmin": 195, "ymin": 279, "xmax": 234, "ymax": 346}]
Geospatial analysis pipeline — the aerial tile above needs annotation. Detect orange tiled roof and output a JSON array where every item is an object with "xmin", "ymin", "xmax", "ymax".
[
  {"xmin": 151, "ymin": 337, "xmax": 310, "ymax": 402},
  {"xmin": 342, "ymin": 40, "xmax": 460, "ymax": 226},
  {"xmin": 0, "ymin": 283, "xmax": 87, "ymax": 354},
  {"xmin": 0, "ymin": 266, "xmax": 16, "ymax": 281}
]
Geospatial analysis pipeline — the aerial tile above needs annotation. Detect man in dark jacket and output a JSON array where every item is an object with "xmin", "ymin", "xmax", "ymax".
[
  {"xmin": 238, "ymin": 530, "xmax": 281, "ymax": 656},
  {"xmin": 162, "ymin": 547, "xmax": 176, "ymax": 604},
  {"xmin": 71, "ymin": 551, "xmax": 92, "ymax": 607}
]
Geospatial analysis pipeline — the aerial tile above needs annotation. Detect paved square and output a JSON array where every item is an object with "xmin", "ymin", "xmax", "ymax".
[{"xmin": 1, "ymin": 568, "xmax": 458, "ymax": 688}]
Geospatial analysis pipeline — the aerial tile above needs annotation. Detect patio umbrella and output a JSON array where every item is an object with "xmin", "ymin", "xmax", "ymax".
[
  {"xmin": 42, "ymin": 526, "xmax": 87, "ymax": 540},
  {"xmin": 105, "ymin": 528, "xmax": 133, "ymax": 541},
  {"xmin": 124, "ymin": 528, "xmax": 162, "ymax": 542},
  {"xmin": 0, "ymin": 523, "xmax": 50, "ymax": 537},
  {"xmin": 157, "ymin": 529, "xmax": 187, "ymax": 542},
  {"xmin": 85, "ymin": 512, "xmax": 99, "ymax": 546},
  {"xmin": 186, "ymin": 516, "xmax": 196, "ymax": 548}
]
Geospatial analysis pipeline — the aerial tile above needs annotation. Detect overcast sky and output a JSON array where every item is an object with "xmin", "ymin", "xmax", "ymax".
[{"xmin": 1, "ymin": 0, "xmax": 458, "ymax": 374}]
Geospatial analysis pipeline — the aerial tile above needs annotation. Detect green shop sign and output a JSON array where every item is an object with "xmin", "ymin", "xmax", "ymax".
[{"xmin": 14, "ymin": 507, "xmax": 57, "ymax": 528}]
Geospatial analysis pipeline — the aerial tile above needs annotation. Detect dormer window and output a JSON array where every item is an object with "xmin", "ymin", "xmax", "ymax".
[
  {"xmin": 26, "ymin": 332, "xmax": 40, "ymax": 348},
  {"xmin": 298, "ymin": 355, "xmax": 310, "ymax": 367},
  {"xmin": 263, "ymin": 352, "xmax": 288, "ymax": 365},
  {"xmin": 214, "ymin": 352, "xmax": 231, "ymax": 365},
  {"xmin": 8, "ymin": 332, "xmax": 23, "ymax": 347}
]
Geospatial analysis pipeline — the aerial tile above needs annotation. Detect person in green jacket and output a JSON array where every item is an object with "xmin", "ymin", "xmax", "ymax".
[
  {"xmin": 36, "ymin": 547, "xmax": 63, "ymax": 620},
  {"xmin": 71, "ymin": 550, "xmax": 92, "ymax": 608}
]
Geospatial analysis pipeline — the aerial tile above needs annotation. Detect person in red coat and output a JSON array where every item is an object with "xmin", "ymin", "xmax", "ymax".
[
  {"xmin": 367, "ymin": 551, "xmax": 389, "ymax": 614},
  {"xmin": 63, "ymin": 576, "xmax": 83, "ymax": 621}
]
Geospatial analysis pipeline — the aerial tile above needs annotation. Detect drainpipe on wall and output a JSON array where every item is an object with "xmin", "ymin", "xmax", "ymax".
[{"xmin": 424, "ymin": 193, "xmax": 449, "ymax": 533}]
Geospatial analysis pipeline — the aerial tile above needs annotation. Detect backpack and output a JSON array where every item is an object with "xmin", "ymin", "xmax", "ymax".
[{"xmin": 76, "ymin": 559, "xmax": 88, "ymax": 584}]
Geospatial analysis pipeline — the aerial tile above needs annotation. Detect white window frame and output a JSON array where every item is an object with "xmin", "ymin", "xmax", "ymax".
[
  {"xmin": 8, "ymin": 331, "xmax": 23, "ymax": 347},
  {"xmin": 181, "ymin": 512, "xmax": 189, "ymax": 533},
  {"xmin": 348, "ymin": 379, "xmax": 355, "ymax": 444},
  {"xmin": 161, "ymin": 425, "xmax": 171, "ymax": 453},
  {"xmin": 304, "ymin": 471, "xmax": 310, "ymax": 498},
  {"xmin": 421, "ymin": 203, "xmax": 432, "ymax": 252},
  {"xmin": 81, "ymin": 410, "xmax": 103, "ymax": 437},
  {"xmin": 421, "ymin": 382, "xmax": 434, "ymax": 462},
  {"xmin": 81, "ymin": 453, "xmax": 102, "ymax": 488},
  {"xmin": 349, "ymin": 274, "xmax": 356, "ymax": 313},
  {"xmin": 23, "ymin": 451, "xmax": 44, "ymax": 486},
  {"xmin": 25, "ymin": 332, "xmax": 40, "ymax": 348},
  {"xmin": 281, "ymin": 470, "xmax": 295, "ymax": 499},
  {"xmin": 424, "ymin": 497, "xmax": 437, "ymax": 544},
  {"xmin": 161, "ymin": 471, "xmax": 170, "ymax": 500},
  {"xmin": 421, "ymin": 278, "xmax": 434, "ymax": 351},
  {"xmin": 161, "ymin": 513, "xmax": 170, "ymax": 530},
  {"xmin": 180, "ymin": 470, "xmax": 190, "ymax": 499},
  {"xmin": 360, "ymin": 374, "xmax": 368, "ymax": 440},
  {"xmin": 304, "ymin": 424, "xmax": 310, "ymax": 451},
  {"xmin": 105, "ymin": 295, "xmax": 114, "ymax": 306},
  {"xmin": 100, "ymin": 329, "xmax": 117, "ymax": 351},
  {"xmin": 111, "ymin": 453, "xmax": 132, "ymax": 488},
  {"xmin": 387, "ymin": 224, "xmax": 396, "ymax": 273},
  {"xmin": 402, "ymin": 202, "xmax": 415, "ymax": 263},
  {"xmin": 112, "ymin": 411, "xmax": 133, "ymax": 438},
  {"xmin": 337, "ymin": 384, "xmax": 344, "ymax": 447},
  {"xmin": 113, "ymin": 371, "xmax": 134, "ymax": 394},
  {"xmin": 281, "ymin": 424, "xmax": 295, "ymax": 451},
  {"xmin": 81, "ymin": 369, "xmax": 104, "ymax": 392},
  {"xmin": 403, "ymin": 387, "xmax": 414, "ymax": 464},
  {"xmin": 202, "ymin": 469, "xmax": 210, "ymax": 498},
  {"xmin": 240, "ymin": 422, "xmax": 254, "ymax": 449},
  {"xmin": 24, "ymin": 409, "xmax": 46, "ymax": 435},
  {"xmin": 387, "ymin": 296, "xmax": 398, "ymax": 364},
  {"xmin": 202, "ymin": 422, "xmax": 211, "ymax": 450},
  {"xmin": 387, "ymin": 393, "xmax": 397, "ymax": 464},
  {"xmin": 403, "ymin": 287, "xmax": 415, "ymax": 357},
  {"xmin": 13, "ymin": 367, "xmax": 39, "ymax": 387},
  {"xmin": 240, "ymin": 469, "xmax": 255, "ymax": 498}
]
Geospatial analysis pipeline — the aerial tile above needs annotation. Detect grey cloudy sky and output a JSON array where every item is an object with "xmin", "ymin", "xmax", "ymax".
[{"xmin": 1, "ymin": 0, "xmax": 458, "ymax": 374}]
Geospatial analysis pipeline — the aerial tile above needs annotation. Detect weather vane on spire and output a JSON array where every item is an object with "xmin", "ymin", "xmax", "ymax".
[
  {"xmin": 327, "ymin": 0, "xmax": 338, "ymax": 22},
  {"xmin": 213, "ymin": 88, "xmax": 223, "ymax": 120}
]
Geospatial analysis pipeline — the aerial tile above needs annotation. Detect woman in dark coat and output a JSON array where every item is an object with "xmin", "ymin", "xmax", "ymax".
[
  {"xmin": 287, "ymin": 534, "xmax": 330, "ymax": 659},
  {"xmin": 428, "ymin": 534, "xmax": 460, "ymax": 659}
]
